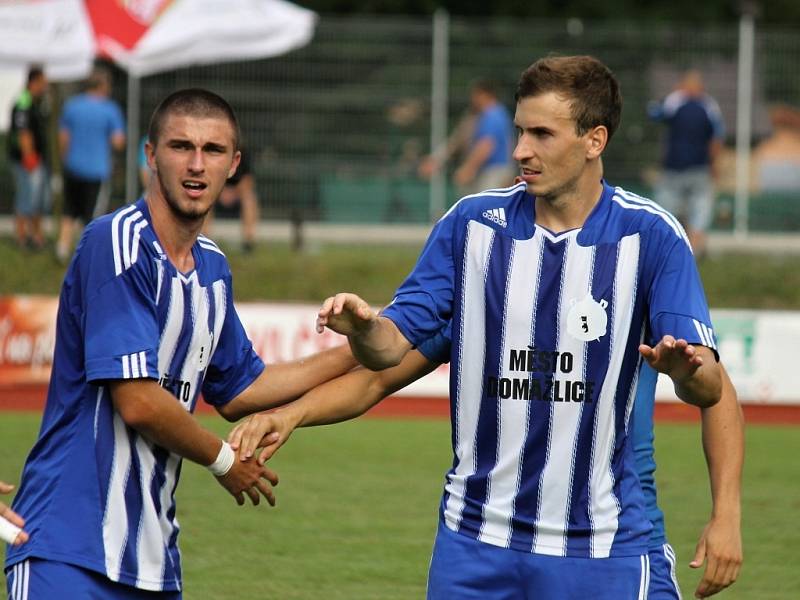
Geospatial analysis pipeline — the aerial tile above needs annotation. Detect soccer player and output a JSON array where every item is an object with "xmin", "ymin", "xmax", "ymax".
[
  {"xmin": 3, "ymin": 89, "xmax": 357, "ymax": 599},
  {"xmin": 229, "ymin": 337, "xmax": 743, "ymax": 598},
  {"xmin": 316, "ymin": 55, "xmax": 723, "ymax": 597}
]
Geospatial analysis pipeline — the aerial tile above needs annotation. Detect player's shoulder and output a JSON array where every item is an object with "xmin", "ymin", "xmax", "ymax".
[
  {"xmin": 195, "ymin": 234, "xmax": 232, "ymax": 275},
  {"xmin": 606, "ymin": 185, "xmax": 691, "ymax": 246},
  {"xmin": 444, "ymin": 181, "xmax": 527, "ymax": 221},
  {"xmin": 79, "ymin": 201, "xmax": 156, "ymax": 277}
]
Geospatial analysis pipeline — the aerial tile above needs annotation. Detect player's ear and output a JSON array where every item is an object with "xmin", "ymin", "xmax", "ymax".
[
  {"xmin": 227, "ymin": 150, "xmax": 242, "ymax": 179},
  {"xmin": 585, "ymin": 125, "xmax": 608, "ymax": 160}
]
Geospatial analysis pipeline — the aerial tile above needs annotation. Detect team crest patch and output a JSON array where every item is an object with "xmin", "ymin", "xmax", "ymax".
[{"xmin": 566, "ymin": 294, "xmax": 609, "ymax": 342}]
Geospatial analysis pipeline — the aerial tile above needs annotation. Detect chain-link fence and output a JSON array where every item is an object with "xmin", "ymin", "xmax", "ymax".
[{"xmin": 2, "ymin": 15, "xmax": 799, "ymax": 230}]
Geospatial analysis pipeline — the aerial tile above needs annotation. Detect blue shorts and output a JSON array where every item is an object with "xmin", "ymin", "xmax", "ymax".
[
  {"xmin": 647, "ymin": 543, "xmax": 682, "ymax": 599},
  {"xmin": 11, "ymin": 163, "xmax": 49, "ymax": 217},
  {"xmin": 427, "ymin": 520, "xmax": 649, "ymax": 599},
  {"xmin": 5, "ymin": 558, "xmax": 181, "ymax": 600}
]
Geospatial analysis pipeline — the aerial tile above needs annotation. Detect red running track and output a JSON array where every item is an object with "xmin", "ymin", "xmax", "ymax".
[{"xmin": 1, "ymin": 384, "xmax": 799, "ymax": 424}]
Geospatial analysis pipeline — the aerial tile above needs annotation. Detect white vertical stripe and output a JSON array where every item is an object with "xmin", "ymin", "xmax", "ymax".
[
  {"xmin": 155, "ymin": 260, "xmax": 165, "ymax": 305},
  {"xmin": 644, "ymin": 553, "xmax": 651, "ymax": 599},
  {"xmin": 158, "ymin": 278, "xmax": 185, "ymax": 376},
  {"xmin": 131, "ymin": 353, "xmax": 141, "ymax": 378},
  {"xmin": 443, "ymin": 221, "xmax": 494, "ymax": 531},
  {"xmin": 122, "ymin": 354, "xmax": 131, "ymax": 379},
  {"xmin": 139, "ymin": 351, "xmax": 148, "ymax": 378},
  {"xmin": 210, "ymin": 280, "xmax": 227, "ymax": 356},
  {"xmin": 693, "ymin": 318, "xmax": 711, "ymax": 347},
  {"xmin": 112, "ymin": 204, "xmax": 138, "ymax": 276},
  {"xmin": 135, "ymin": 436, "xmax": 165, "ymax": 591},
  {"xmin": 665, "ymin": 544, "xmax": 683, "ymax": 599},
  {"xmin": 11, "ymin": 562, "xmax": 20, "ymax": 600},
  {"xmin": 94, "ymin": 387, "xmax": 104, "ymax": 440},
  {"xmin": 103, "ymin": 412, "xmax": 132, "ymax": 582},
  {"xmin": 701, "ymin": 322, "xmax": 716, "ymax": 349},
  {"xmin": 178, "ymin": 279, "xmax": 210, "ymax": 410},
  {"xmin": 130, "ymin": 220, "xmax": 148, "ymax": 268},
  {"xmin": 479, "ymin": 234, "xmax": 543, "ymax": 547},
  {"xmin": 21, "ymin": 560, "xmax": 29, "ymax": 600},
  {"xmin": 158, "ymin": 453, "xmax": 182, "ymax": 588},
  {"xmin": 638, "ymin": 554, "xmax": 647, "ymax": 600},
  {"xmin": 533, "ymin": 236, "xmax": 594, "ymax": 555},
  {"xmin": 121, "ymin": 212, "xmax": 143, "ymax": 270},
  {"xmin": 589, "ymin": 234, "xmax": 640, "ymax": 557}
]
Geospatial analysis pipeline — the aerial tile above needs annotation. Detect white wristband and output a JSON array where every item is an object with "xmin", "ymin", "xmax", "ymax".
[
  {"xmin": 207, "ymin": 441, "xmax": 235, "ymax": 477},
  {"xmin": 0, "ymin": 515, "xmax": 22, "ymax": 545}
]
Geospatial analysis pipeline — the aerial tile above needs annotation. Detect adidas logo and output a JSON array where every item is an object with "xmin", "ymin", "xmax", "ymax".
[{"xmin": 482, "ymin": 207, "xmax": 507, "ymax": 228}]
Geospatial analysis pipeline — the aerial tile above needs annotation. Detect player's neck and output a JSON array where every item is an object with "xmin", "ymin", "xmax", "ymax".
[
  {"xmin": 145, "ymin": 193, "xmax": 200, "ymax": 273},
  {"xmin": 534, "ymin": 162, "xmax": 604, "ymax": 233}
]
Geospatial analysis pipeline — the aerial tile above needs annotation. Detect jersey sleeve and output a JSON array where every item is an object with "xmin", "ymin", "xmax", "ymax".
[
  {"xmin": 646, "ymin": 232, "xmax": 718, "ymax": 354},
  {"xmin": 381, "ymin": 208, "xmax": 459, "ymax": 347},
  {"xmin": 82, "ymin": 226, "xmax": 160, "ymax": 383},
  {"xmin": 201, "ymin": 277, "xmax": 265, "ymax": 406},
  {"xmin": 13, "ymin": 106, "xmax": 31, "ymax": 131},
  {"xmin": 417, "ymin": 322, "xmax": 453, "ymax": 364}
]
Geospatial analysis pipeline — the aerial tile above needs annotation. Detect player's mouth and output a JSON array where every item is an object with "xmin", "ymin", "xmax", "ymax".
[
  {"xmin": 518, "ymin": 167, "xmax": 542, "ymax": 183},
  {"xmin": 182, "ymin": 180, "xmax": 208, "ymax": 198}
]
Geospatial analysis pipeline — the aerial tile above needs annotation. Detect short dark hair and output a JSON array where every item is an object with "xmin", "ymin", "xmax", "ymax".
[
  {"xmin": 87, "ymin": 65, "xmax": 112, "ymax": 91},
  {"xmin": 471, "ymin": 78, "xmax": 499, "ymax": 98},
  {"xmin": 515, "ymin": 55, "xmax": 622, "ymax": 141},
  {"xmin": 148, "ymin": 88, "xmax": 240, "ymax": 151},
  {"xmin": 27, "ymin": 66, "xmax": 45, "ymax": 86}
]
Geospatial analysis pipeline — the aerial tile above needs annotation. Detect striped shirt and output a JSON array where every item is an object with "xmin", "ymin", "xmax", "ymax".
[
  {"xmin": 6, "ymin": 198, "xmax": 264, "ymax": 591},
  {"xmin": 383, "ymin": 181, "xmax": 716, "ymax": 558}
]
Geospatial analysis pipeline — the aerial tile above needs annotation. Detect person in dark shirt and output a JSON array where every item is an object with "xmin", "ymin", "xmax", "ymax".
[
  {"xmin": 7, "ymin": 66, "xmax": 49, "ymax": 250},
  {"xmin": 649, "ymin": 70, "xmax": 725, "ymax": 257}
]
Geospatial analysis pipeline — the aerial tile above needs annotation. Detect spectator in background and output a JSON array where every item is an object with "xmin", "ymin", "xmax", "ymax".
[
  {"xmin": 649, "ymin": 70, "xmax": 725, "ymax": 257},
  {"xmin": 56, "ymin": 65, "xmax": 126, "ymax": 264},
  {"xmin": 203, "ymin": 148, "xmax": 260, "ymax": 252},
  {"xmin": 419, "ymin": 79, "xmax": 515, "ymax": 196},
  {"xmin": 752, "ymin": 104, "xmax": 800, "ymax": 193},
  {"xmin": 7, "ymin": 66, "xmax": 49, "ymax": 251}
]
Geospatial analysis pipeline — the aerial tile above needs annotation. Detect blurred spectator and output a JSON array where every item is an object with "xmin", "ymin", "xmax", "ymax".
[
  {"xmin": 203, "ymin": 148, "xmax": 259, "ymax": 252},
  {"xmin": 56, "ymin": 65, "xmax": 126, "ymax": 264},
  {"xmin": 649, "ymin": 70, "xmax": 724, "ymax": 257},
  {"xmin": 752, "ymin": 104, "xmax": 800, "ymax": 193},
  {"xmin": 419, "ymin": 79, "xmax": 515, "ymax": 196},
  {"xmin": 7, "ymin": 66, "xmax": 49, "ymax": 250}
]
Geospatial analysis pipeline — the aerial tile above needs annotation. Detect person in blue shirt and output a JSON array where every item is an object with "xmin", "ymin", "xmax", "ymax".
[
  {"xmin": 649, "ymin": 70, "xmax": 725, "ymax": 257},
  {"xmin": 316, "ymin": 55, "xmax": 724, "ymax": 598},
  {"xmin": 4, "ymin": 88, "xmax": 356, "ymax": 599},
  {"xmin": 229, "ymin": 335, "xmax": 743, "ymax": 599},
  {"xmin": 420, "ymin": 80, "xmax": 515, "ymax": 197},
  {"xmin": 56, "ymin": 65, "xmax": 127, "ymax": 264}
]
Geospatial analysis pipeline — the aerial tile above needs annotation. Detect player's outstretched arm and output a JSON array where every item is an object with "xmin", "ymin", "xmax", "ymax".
[
  {"xmin": 229, "ymin": 350, "xmax": 439, "ymax": 463},
  {"xmin": 218, "ymin": 343, "xmax": 359, "ymax": 422},
  {"xmin": 0, "ymin": 481, "xmax": 28, "ymax": 545},
  {"xmin": 639, "ymin": 335, "xmax": 721, "ymax": 408},
  {"xmin": 110, "ymin": 380, "xmax": 278, "ymax": 507},
  {"xmin": 691, "ymin": 363, "xmax": 744, "ymax": 598},
  {"xmin": 316, "ymin": 292, "xmax": 413, "ymax": 370}
]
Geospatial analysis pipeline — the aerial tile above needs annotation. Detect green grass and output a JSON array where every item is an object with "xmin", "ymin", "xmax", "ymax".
[
  {"xmin": 2, "ymin": 235, "xmax": 800, "ymax": 309},
  {"xmin": 1, "ymin": 413, "xmax": 798, "ymax": 599}
]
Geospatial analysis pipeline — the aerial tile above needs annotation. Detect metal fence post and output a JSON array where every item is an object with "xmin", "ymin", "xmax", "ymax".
[
  {"xmin": 734, "ymin": 11, "xmax": 755, "ymax": 238},
  {"xmin": 429, "ymin": 9, "xmax": 449, "ymax": 222},
  {"xmin": 125, "ymin": 73, "xmax": 141, "ymax": 204}
]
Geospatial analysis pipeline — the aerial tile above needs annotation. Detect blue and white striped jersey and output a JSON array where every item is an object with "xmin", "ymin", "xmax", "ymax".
[
  {"xmin": 6, "ymin": 199, "xmax": 264, "ymax": 591},
  {"xmin": 420, "ymin": 331, "xmax": 669, "ymax": 551},
  {"xmin": 383, "ymin": 181, "xmax": 716, "ymax": 558}
]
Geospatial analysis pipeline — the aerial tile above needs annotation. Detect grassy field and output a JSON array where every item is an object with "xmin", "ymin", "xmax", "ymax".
[
  {"xmin": 2, "ymin": 235, "xmax": 800, "ymax": 309},
  {"xmin": 1, "ymin": 413, "xmax": 798, "ymax": 599}
]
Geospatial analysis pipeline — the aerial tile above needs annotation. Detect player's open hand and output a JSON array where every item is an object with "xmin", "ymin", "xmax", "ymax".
[
  {"xmin": 228, "ymin": 410, "xmax": 296, "ymax": 465},
  {"xmin": 639, "ymin": 335, "xmax": 703, "ymax": 383},
  {"xmin": 316, "ymin": 293, "xmax": 377, "ymax": 336},
  {"xmin": 690, "ymin": 514, "xmax": 743, "ymax": 598},
  {"xmin": 216, "ymin": 458, "xmax": 279, "ymax": 507},
  {"xmin": 0, "ymin": 480, "xmax": 29, "ymax": 546}
]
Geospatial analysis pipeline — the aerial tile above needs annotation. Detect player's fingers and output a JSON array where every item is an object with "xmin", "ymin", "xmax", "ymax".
[
  {"xmin": 638, "ymin": 344, "xmax": 654, "ymax": 359},
  {"xmin": 245, "ymin": 486, "xmax": 260, "ymax": 506},
  {"xmin": 234, "ymin": 492, "xmax": 245, "ymax": 506},
  {"xmin": 690, "ymin": 537, "xmax": 706, "ymax": 569},
  {"xmin": 695, "ymin": 559, "xmax": 722, "ymax": 598},
  {"xmin": 0, "ymin": 505, "xmax": 25, "ymax": 528},
  {"xmin": 258, "ymin": 434, "xmax": 284, "ymax": 465},
  {"xmin": 12, "ymin": 530, "xmax": 29, "ymax": 545},
  {"xmin": 261, "ymin": 465, "xmax": 280, "ymax": 487},
  {"xmin": 0, "ymin": 482, "xmax": 14, "ymax": 494},
  {"xmin": 227, "ymin": 423, "xmax": 244, "ymax": 450},
  {"xmin": 254, "ymin": 480, "xmax": 276, "ymax": 507}
]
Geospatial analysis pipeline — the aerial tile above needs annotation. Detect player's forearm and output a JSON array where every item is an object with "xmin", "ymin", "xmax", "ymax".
[
  {"xmin": 348, "ymin": 316, "xmax": 412, "ymax": 371},
  {"xmin": 110, "ymin": 380, "xmax": 223, "ymax": 467},
  {"xmin": 459, "ymin": 138, "xmax": 494, "ymax": 176},
  {"xmin": 223, "ymin": 344, "xmax": 359, "ymax": 420},
  {"xmin": 701, "ymin": 367, "xmax": 744, "ymax": 520},
  {"xmin": 673, "ymin": 351, "xmax": 722, "ymax": 408}
]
